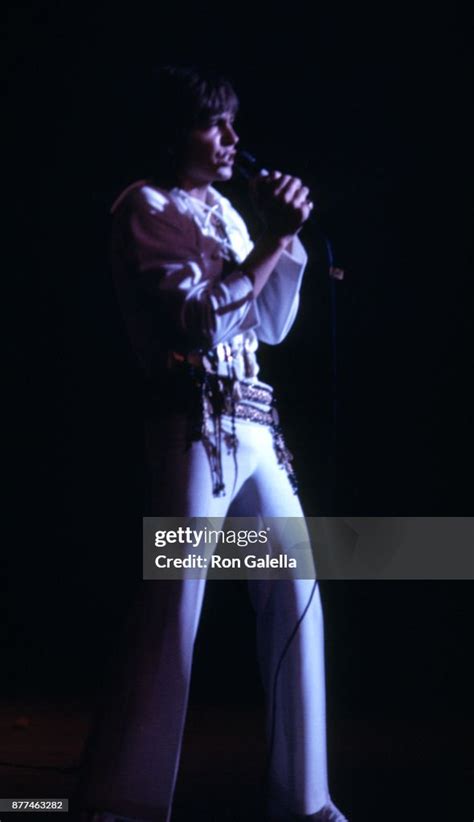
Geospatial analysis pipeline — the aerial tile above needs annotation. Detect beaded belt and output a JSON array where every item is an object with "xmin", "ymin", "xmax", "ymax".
[
  {"xmin": 237, "ymin": 381, "xmax": 273, "ymax": 405},
  {"xmin": 233, "ymin": 403, "xmax": 274, "ymax": 426},
  {"xmin": 223, "ymin": 381, "xmax": 274, "ymax": 426}
]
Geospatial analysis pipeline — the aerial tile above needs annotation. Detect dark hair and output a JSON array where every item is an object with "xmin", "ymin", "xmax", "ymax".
[{"xmin": 147, "ymin": 65, "xmax": 239, "ymax": 181}]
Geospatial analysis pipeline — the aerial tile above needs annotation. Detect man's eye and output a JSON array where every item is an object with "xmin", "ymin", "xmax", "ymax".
[{"xmin": 209, "ymin": 116, "xmax": 235, "ymax": 128}]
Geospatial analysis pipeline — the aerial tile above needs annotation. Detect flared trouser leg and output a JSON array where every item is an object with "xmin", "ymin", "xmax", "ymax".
[
  {"xmin": 77, "ymin": 417, "xmax": 243, "ymax": 820},
  {"xmin": 250, "ymin": 578, "xmax": 329, "ymax": 816},
  {"xmin": 77, "ymin": 579, "xmax": 208, "ymax": 821},
  {"xmin": 231, "ymin": 442, "xmax": 330, "ymax": 816}
]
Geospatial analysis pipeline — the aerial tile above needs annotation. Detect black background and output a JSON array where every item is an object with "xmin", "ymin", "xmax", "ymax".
[{"xmin": 2, "ymin": 0, "xmax": 473, "ymax": 815}]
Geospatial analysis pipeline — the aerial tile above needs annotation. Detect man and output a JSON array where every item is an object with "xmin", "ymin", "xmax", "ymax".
[{"xmin": 76, "ymin": 66, "xmax": 348, "ymax": 822}]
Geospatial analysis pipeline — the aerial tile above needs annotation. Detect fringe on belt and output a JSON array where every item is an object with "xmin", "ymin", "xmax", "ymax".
[{"xmin": 189, "ymin": 372, "xmax": 298, "ymax": 498}]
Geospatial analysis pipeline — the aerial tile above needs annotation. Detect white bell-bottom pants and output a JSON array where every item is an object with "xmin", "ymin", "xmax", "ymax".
[{"xmin": 77, "ymin": 415, "xmax": 330, "ymax": 821}]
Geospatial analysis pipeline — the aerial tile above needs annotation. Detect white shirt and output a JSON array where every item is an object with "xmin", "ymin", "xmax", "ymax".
[{"xmin": 110, "ymin": 181, "xmax": 308, "ymax": 381}]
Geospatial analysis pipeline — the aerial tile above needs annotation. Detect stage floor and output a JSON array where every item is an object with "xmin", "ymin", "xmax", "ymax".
[{"xmin": 0, "ymin": 699, "xmax": 472, "ymax": 821}]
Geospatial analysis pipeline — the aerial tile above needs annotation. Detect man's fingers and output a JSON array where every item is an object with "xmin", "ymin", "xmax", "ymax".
[
  {"xmin": 260, "ymin": 171, "xmax": 309, "ymax": 202},
  {"xmin": 266, "ymin": 170, "xmax": 282, "ymax": 181},
  {"xmin": 276, "ymin": 175, "xmax": 304, "ymax": 197},
  {"xmin": 292, "ymin": 185, "xmax": 311, "ymax": 207},
  {"xmin": 271, "ymin": 174, "xmax": 292, "ymax": 195},
  {"xmin": 253, "ymin": 169, "xmax": 313, "ymax": 232}
]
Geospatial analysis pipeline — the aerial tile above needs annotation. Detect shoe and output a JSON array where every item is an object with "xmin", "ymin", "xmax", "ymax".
[
  {"xmin": 268, "ymin": 800, "xmax": 349, "ymax": 822},
  {"xmin": 295, "ymin": 801, "xmax": 349, "ymax": 821}
]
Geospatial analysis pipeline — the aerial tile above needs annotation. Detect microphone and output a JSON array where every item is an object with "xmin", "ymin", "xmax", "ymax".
[{"xmin": 235, "ymin": 149, "xmax": 268, "ymax": 179}]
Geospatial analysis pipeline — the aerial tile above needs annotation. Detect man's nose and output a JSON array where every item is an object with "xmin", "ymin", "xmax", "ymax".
[{"xmin": 223, "ymin": 123, "xmax": 239, "ymax": 145}]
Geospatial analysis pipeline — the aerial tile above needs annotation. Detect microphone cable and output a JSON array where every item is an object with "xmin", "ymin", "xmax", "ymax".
[{"xmin": 263, "ymin": 576, "xmax": 319, "ymax": 782}]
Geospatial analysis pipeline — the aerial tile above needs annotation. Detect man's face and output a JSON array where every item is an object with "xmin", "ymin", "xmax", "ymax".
[{"xmin": 177, "ymin": 111, "xmax": 239, "ymax": 186}]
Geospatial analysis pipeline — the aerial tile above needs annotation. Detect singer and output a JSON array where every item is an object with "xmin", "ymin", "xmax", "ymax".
[{"xmin": 76, "ymin": 66, "xmax": 348, "ymax": 822}]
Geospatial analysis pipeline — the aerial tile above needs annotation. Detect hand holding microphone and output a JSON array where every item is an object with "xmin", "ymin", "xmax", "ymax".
[
  {"xmin": 250, "ymin": 169, "xmax": 314, "ymax": 238},
  {"xmin": 236, "ymin": 150, "xmax": 314, "ymax": 240}
]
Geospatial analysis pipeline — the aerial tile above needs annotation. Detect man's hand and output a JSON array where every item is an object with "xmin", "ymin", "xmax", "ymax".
[{"xmin": 250, "ymin": 170, "xmax": 314, "ymax": 241}]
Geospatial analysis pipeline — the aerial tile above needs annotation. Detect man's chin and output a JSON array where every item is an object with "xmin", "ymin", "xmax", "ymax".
[{"xmin": 215, "ymin": 164, "xmax": 234, "ymax": 181}]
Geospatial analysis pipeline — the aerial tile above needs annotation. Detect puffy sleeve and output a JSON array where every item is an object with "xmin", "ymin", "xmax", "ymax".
[
  {"xmin": 218, "ymin": 196, "xmax": 308, "ymax": 346},
  {"xmin": 113, "ymin": 184, "xmax": 259, "ymax": 351},
  {"xmin": 255, "ymin": 235, "xmax": 307, "ymax": 344}
]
